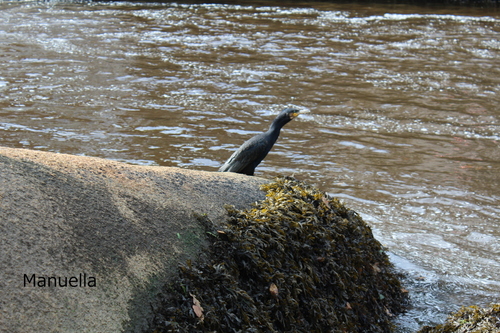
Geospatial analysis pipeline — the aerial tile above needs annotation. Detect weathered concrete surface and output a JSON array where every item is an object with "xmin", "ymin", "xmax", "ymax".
[{"xmin": 0, "ymin": 146, "xmax": 268, "ymax": 333}]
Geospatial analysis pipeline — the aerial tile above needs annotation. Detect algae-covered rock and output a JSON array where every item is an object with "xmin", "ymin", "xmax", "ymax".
[
  {"xmin": 152, "ymin": 176, "xmax": 408, "ymax": 332},
  {"xmin": 417, "ymin": 304, "xmax": 500, "ymax": 333}
]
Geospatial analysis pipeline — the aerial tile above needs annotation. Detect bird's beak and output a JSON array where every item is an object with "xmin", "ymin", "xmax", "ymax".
[{"xmin": 291, "ymin": 109, "xmax": 310, "ymax": 118}]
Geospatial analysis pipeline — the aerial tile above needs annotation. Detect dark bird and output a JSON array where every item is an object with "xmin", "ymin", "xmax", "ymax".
[{"xmin": 218, "ymin": 107, "xmax": 306, "ymax": 176}]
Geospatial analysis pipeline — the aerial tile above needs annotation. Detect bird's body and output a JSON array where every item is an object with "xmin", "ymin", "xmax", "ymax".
[{"xmin": 218, "ymin": 107, "xmax": 304, "ymax": 176}]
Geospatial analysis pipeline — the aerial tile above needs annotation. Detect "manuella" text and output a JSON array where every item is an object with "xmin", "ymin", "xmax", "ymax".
[{"xmin": 24, "ymin": 273, "xmax": 96, "ymax": 287}]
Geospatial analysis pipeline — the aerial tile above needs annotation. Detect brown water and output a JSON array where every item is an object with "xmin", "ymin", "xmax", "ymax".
[{"xmin": 1, "ymin": 1, "xmax": 499, "ymax": 330}]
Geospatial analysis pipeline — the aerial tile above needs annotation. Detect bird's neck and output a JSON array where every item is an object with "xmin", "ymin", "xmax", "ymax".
[
  {"xmin": 269, "ymin": 117, "xmax": 289, "ymax": 132},
  {"xmin": 268, "ymin": 122, "xmax": 284, "ymax": 141}
]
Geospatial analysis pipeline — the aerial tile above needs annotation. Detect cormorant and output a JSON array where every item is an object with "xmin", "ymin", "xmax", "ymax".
[{"xmin": 218, "ymin": 107, "xmax": 306, "ymax": 176}]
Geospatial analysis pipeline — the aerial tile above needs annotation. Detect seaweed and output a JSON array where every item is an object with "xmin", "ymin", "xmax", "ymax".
[
  {"xmin": 417, "ymin": 304, "xmax": 500, "ymax": 333},
  {"xmin": 151, "ymin": 176, "xmax": 408, "ymax": 332}
]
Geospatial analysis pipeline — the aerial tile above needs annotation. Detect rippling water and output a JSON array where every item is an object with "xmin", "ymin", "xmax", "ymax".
[{"xmin": 1, "ymin": 1, "xmax": 499, "ymax": 330}]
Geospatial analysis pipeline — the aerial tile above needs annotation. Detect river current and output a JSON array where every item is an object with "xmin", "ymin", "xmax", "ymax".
[{"xmin": 0, "ymin": 1, "xmax": 499, "ymax": 331}]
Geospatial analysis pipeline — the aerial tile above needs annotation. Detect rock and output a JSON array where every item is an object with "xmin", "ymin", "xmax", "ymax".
[
  {"xmin": 417, "ymin": 304, "xmax": 500, "ymax": 333},
  {"xmin": 152, "ymin": 176, "xmax": 409, "ymax": 333},
  {"xmin": 0, "ymin": 146, "xmax": 267, "ymax": 333}
]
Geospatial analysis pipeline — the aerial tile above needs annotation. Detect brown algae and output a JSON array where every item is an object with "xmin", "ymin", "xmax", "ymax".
[
  {"xmin": 152, "ymin": 176, "xmax": 408, "ymax": 332},
  {"xmin": 417, "ymin": 304, "xmax": 500, "ymax": 333}
]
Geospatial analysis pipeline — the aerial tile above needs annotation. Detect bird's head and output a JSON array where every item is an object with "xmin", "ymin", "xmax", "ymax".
[
  {"xmin": 270, "ymin": 107, "xmax": 310, "ymax": 130},
  {"xmin": 281, "ymin": 107, "xmax": 310, "ymax": 120}
]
